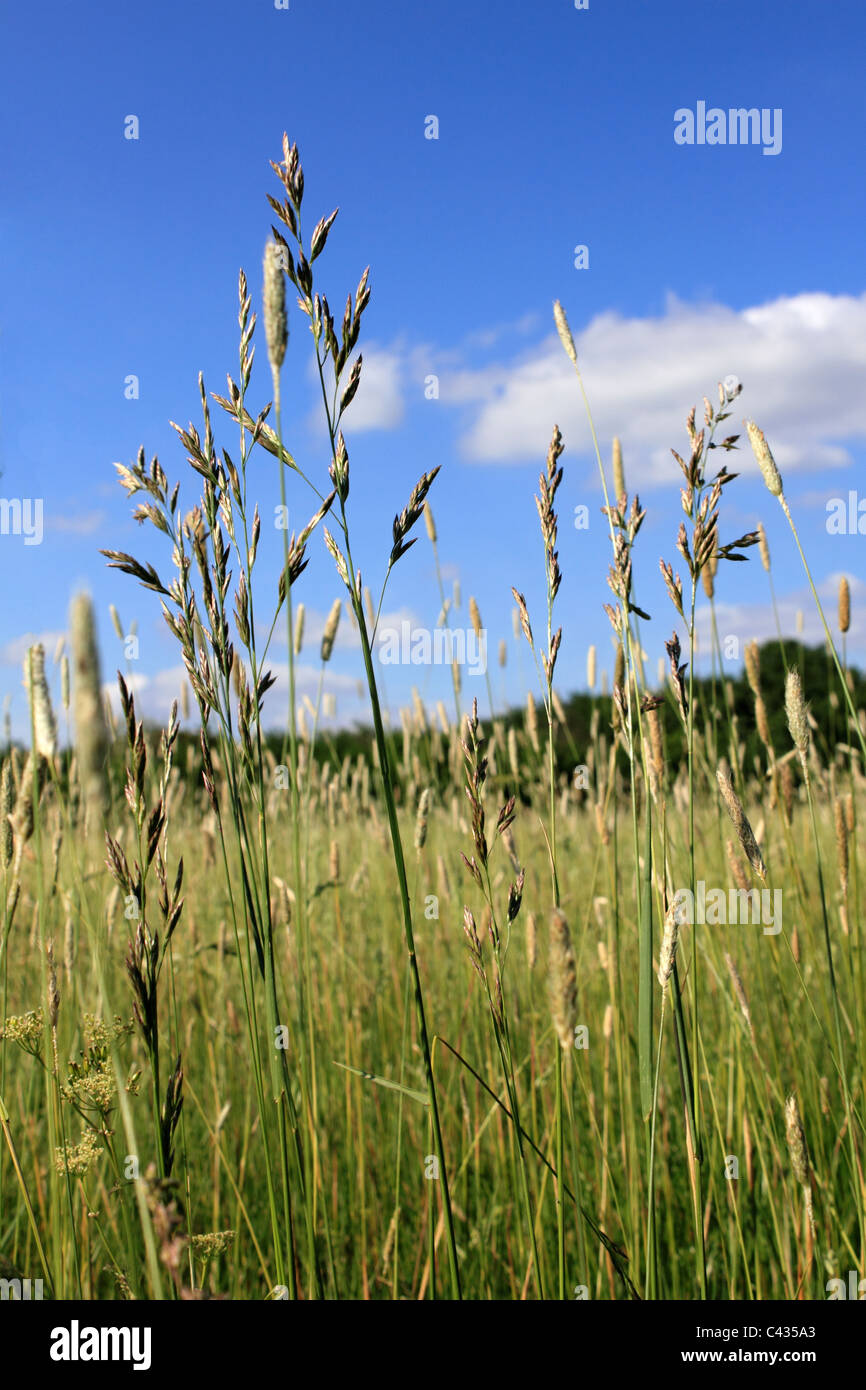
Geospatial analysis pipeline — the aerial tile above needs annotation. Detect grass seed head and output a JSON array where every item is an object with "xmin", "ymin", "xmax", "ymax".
[
  {"xmin": 757, "ymin": 521, "xmax": 771, "ymax": 571},
  {"xmin": 70, "ymin": 593, "xmax": 110, "ymax": 820},
  {"xmin": 414, "ymin": 787, "xmax": 431, "ymax": 851},
  {"xmin": 263, "ymin": 240, "xmax": 288, "ymax": 374},
  {"xmin": 24, "ymin": 643, "xmax": 57, "ymax": 760},
  {"xmin": 838, "ymin": 576, "xmax": 850, "ymax": 634},
  {"xmin": 1, "ymin": 759, "xmax": 14, "ymax": 868},
  {"xmin": 716, "ymin": 765, "xmax": 767, "ymax": 882},
  {"xmin": 549, "ymin": 908, "xmax": 577, "ymax": 1049},
  {"xmin": 658, "ymin": 901, "xmax": 680, "ymax": 991},
  {"xmin": 553, "ymin": 300, "xmax": 577, "ymax": 365},
  {"xmin": 586, "ymin": 644, "xmax": 597, "ymax": 690},
  {"xmin": 321, "ymin": 599, "xmax": 342, "ymax": 662},
  {"xmin": 785, "ymin": 1093, "xmax": 809, "ymax": 1186},
  {"xmin": 784, "ymin": 668, "xmax": 810, "ymax": 762},
  {"xmin": 745, "ymin": 420, "xmax": 783, "ymax": 497},
  {"xmin": 612, "ymin": 437, "xmax": 625, "ymax": 502}
]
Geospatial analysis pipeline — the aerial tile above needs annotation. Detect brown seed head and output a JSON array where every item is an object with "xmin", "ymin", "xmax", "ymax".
[{"xmin": 838, "ymin": 576, "xmax": 850, "ymax": 634}]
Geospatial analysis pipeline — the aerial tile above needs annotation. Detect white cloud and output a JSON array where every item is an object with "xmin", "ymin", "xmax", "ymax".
[
  {"xmin": 102, "ymin": 661, "xmax": 365, "ymax": 731},
  {"xmin": 0, "ymin": 631, "xmax": 67, "ymax": 666},
  {"xmin": 694, "ymin": 572, "xmax": 866, "ymax": 654},
  {"xmin": 442, "ymin": 291, "xmax": 866, "ymax": 485},
  {"xmin": 49, "ymin": 509, "xmax": 106, "ymax": 535}
]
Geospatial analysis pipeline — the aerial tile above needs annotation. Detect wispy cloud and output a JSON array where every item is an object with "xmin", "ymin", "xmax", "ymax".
[
  {"xmin": 0, "ymin": 631, "xmax": 66, "ymax": 666},
  {"xmin": 48, "ymin": 509, "xmax": 107, "ymax": 536},
  {"xmin": 694, "ymin": 572, "xmax": 866, "ymax": 656}
]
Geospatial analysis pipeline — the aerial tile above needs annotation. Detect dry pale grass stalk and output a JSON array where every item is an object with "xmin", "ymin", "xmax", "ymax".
[
  {"xmin": 724, "ymin": 953, "xmax": 752, "ymax": 1035},
  {"xmin": 835, "ymin": 797, "xmax": 849, "ymax": 901},
  {"xmin": 70, "ymin": 592, "xmax": 110, "ymax": 820},
  {"xmin": 525, "ymin": 912, "xmax": 537, "ymax": 971},
  {"xmin": 612, "ymin": 437, "xmax": 625, "ymax": 502}
]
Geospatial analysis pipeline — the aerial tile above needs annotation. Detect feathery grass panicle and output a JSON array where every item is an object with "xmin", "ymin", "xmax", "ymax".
[
  {"xmin": 755, "ymin": 696, "xmax": 771, "ymax": 750},
  {"xmin": 414, "ymin": 787, "xmax": 431, "ymax": 852},
  {"xmin": 646, "ymin": 704, "xmax": 664, "ymax": 792},
  {"xmin": 294, "ymin": 601, "xmax": 306, "ymax": 655},
  {"xmin": 263, "ymin": 240, "xmax": 288, "ymax": 375},
  {"xmin": 785, "ymin": 1093, "xmax": 810, "ymax": 1186},
  {"xmin": 716, "ymin": 765, "xmax": 767, "ymax": 882},
  {"xmin": 24, "ymin": 643, "xmax": 57, "ymax": 760},
  {"xmin": 552, "ymin": 300, "xmax": 577, "ymax": 365},
  {"xmin": 11, "ymin": 752, "xmax": 44, "ymax": 846},
  {"xmin": 586, "ymin": 644, "xmax": 597, "ymax": 690},
  {"xmin": 321, "ymin": 599, "xmax": 342, "ymax": 662},
  {"xmin": 745, "ymin": 420, "xmax": 783, "ymax": 497},
  {"xmin": 744, "ymin": 640, "xmax": 761, "ymax": 697},
  {"xmin": 658, "ymin": 901, "xmax": 680, "ymax": 991},
  {"xmin": 757, "ymin": 521, "xmax": 771, "ymax": 572},
  {"xmin": 784, "ymin": 668, "xmax": 810, "ymax": 763},
  {"xmin": 549, "ymin": 908, "xmax": 577, "ymax": 1049}
]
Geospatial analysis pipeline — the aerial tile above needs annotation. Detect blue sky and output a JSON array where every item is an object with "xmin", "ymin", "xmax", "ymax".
[{"xmin": 2, "ymin": 0, "xmax": 865, "ymax": 738}]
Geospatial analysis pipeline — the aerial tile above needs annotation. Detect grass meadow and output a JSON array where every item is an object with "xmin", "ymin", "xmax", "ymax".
[{"xmin": 1, "ymin": 136, "xmax": 863, "ymax": 1302}]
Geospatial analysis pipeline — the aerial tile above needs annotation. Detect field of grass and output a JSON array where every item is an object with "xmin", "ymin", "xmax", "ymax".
[{"xmin": 1, "ymin": 135, "xmax": 863, "ymax": 1302}]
